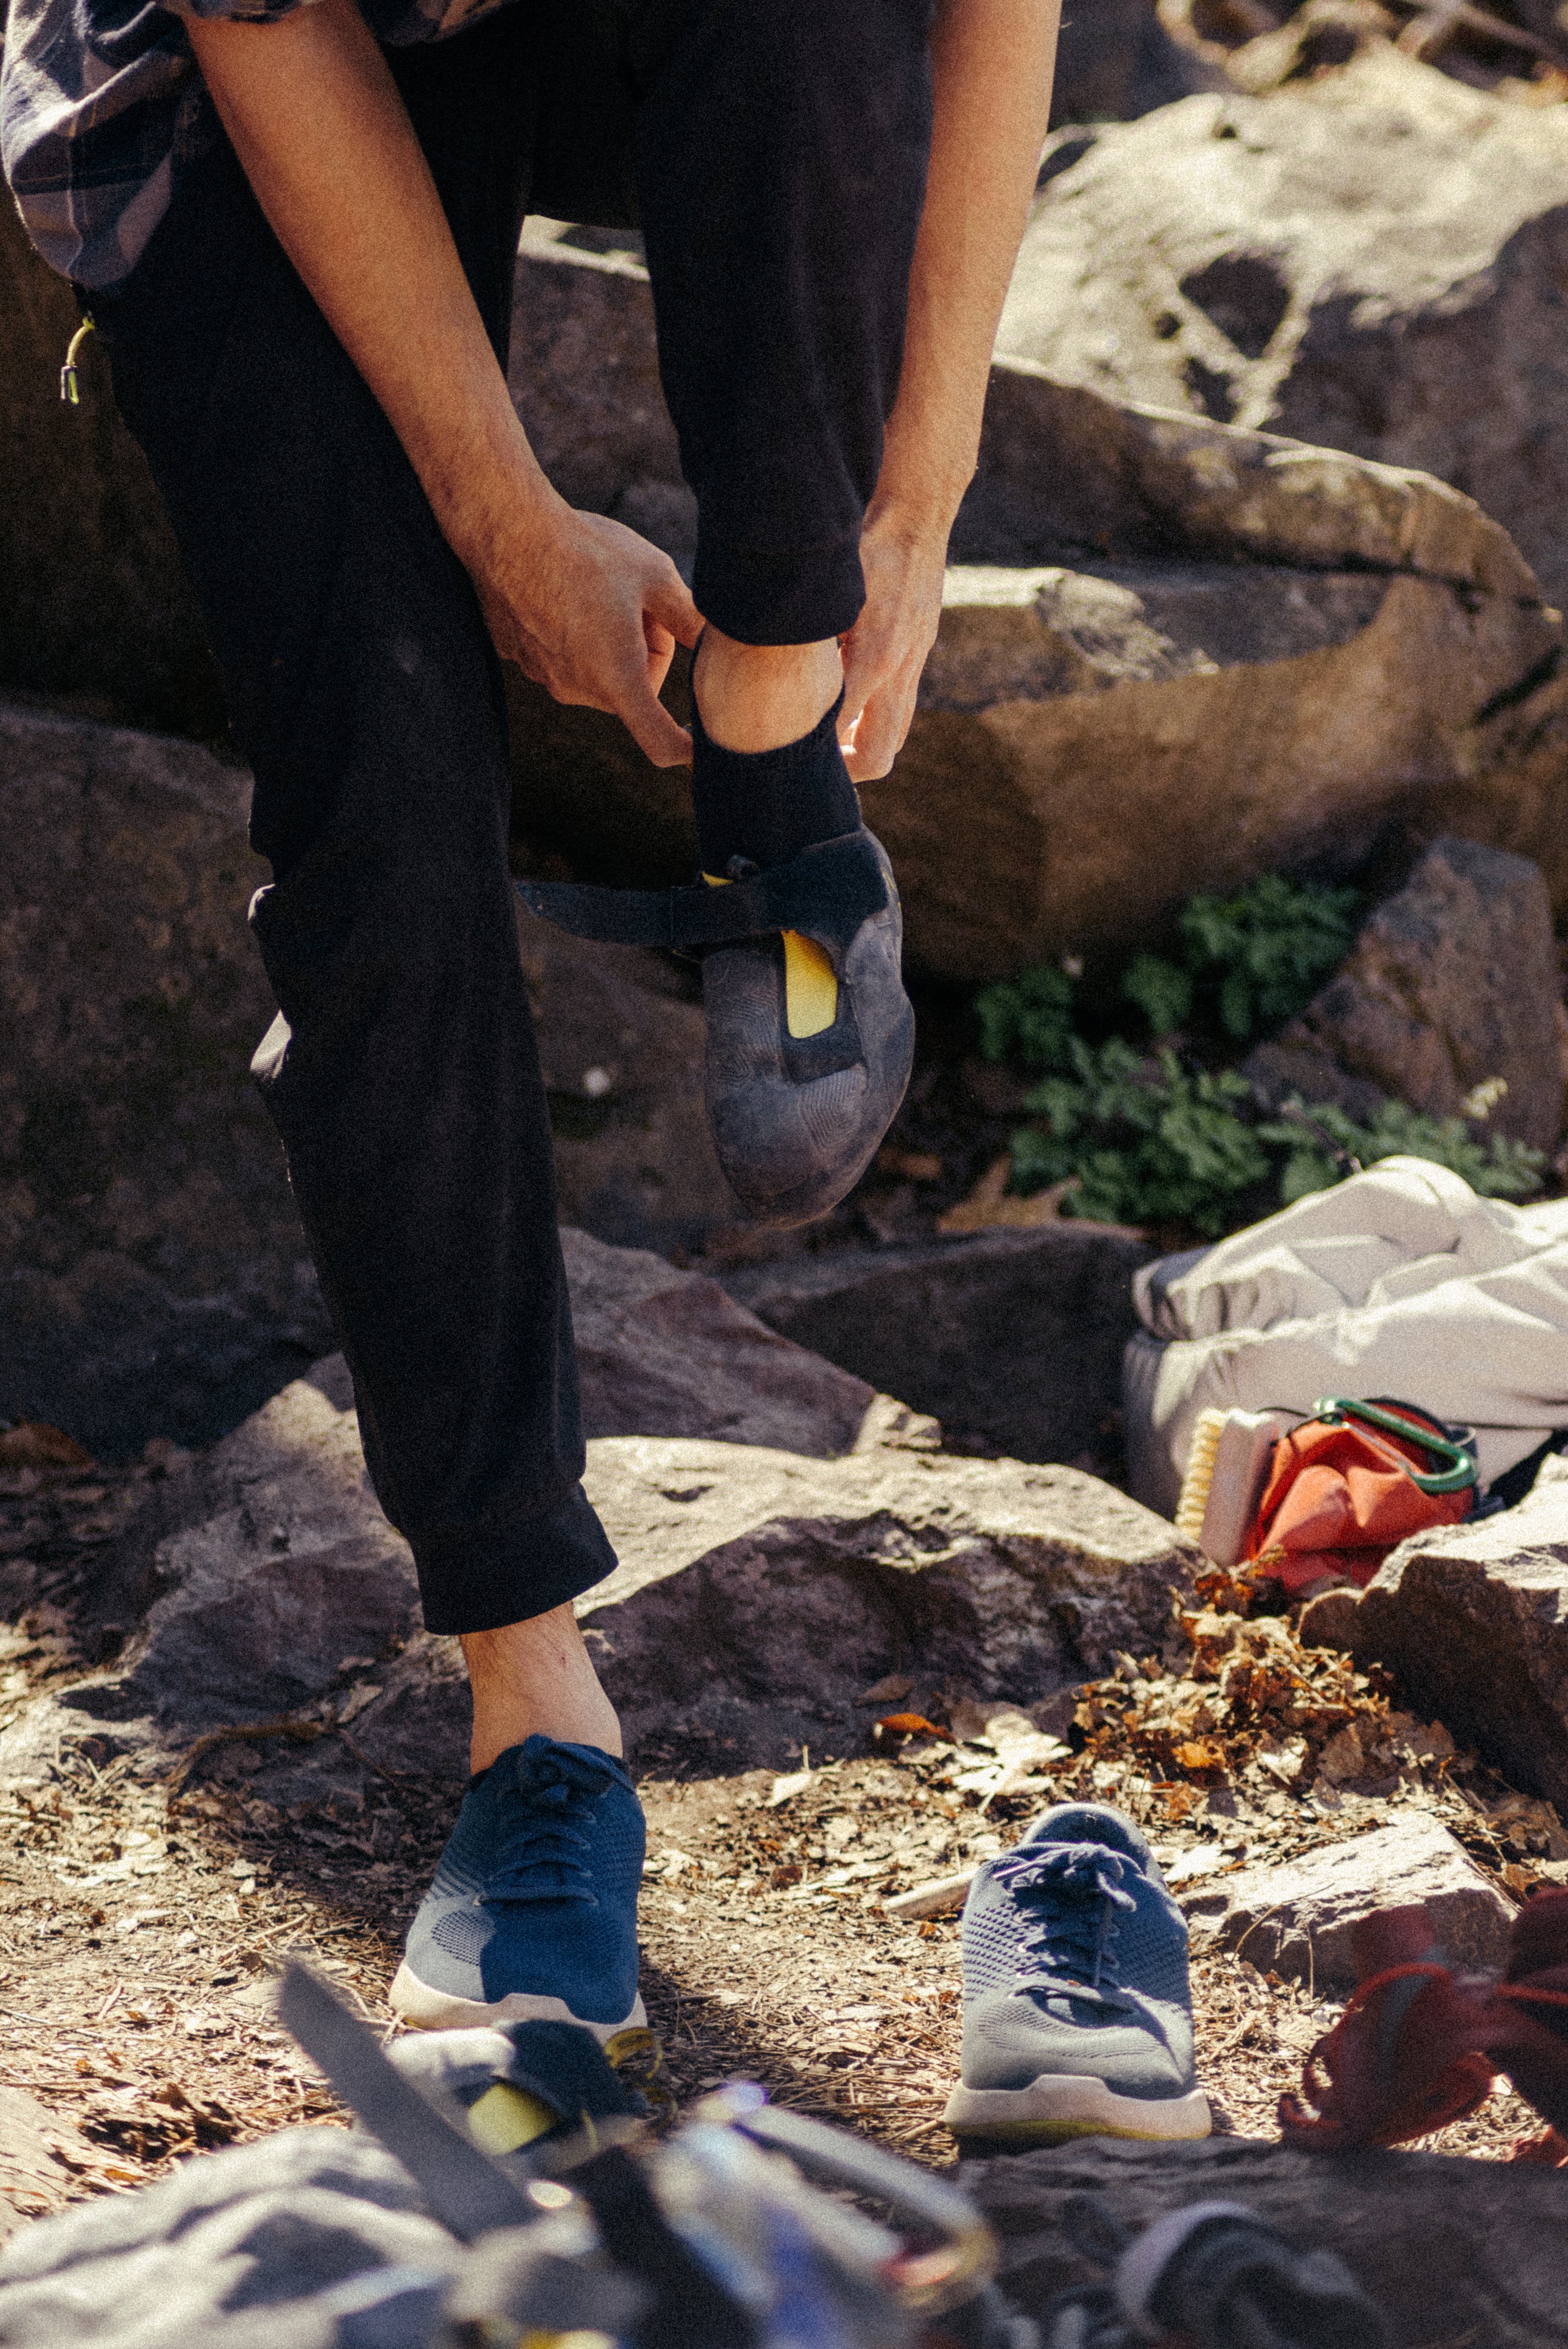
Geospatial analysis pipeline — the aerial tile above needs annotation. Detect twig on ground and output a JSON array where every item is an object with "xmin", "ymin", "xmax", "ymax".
[{"xmin": 165, "ymin": 1717, "xmax": 329, "ymax": 1796}]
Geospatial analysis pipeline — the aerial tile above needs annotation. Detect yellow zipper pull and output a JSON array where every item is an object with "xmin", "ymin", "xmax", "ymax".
[{"xmin": 60, "ymin": 315, "xmax": 96, "ymax": 406}]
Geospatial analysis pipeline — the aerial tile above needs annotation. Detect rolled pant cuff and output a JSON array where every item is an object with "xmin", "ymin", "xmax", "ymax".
[
  {"xmin": 412, "ymin": 1480, "xmax": 617, "ymax": 1636},
  {"xmin": 695, "ymin": 531, "xmax": 866, "ymax": 647}
]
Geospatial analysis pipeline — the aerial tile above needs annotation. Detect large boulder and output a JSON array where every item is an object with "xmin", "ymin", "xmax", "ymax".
[
  {"xmin": 1348, "ymin": 1476, "xmax": 1568, "ymax": 1814},
  {"xmin": 503, "ymin": 229, "xmax": 1564, "ymax": 977},
  {"xmin": 876, "ymin": 366, "xmax": 1562, "ymax": 978},
  {"xmin": 522, "ymin": 926, "xmax": 737, "ymax": 1252},
  {"xmin": 0, "ymin": 692, "xmax": 756, "ymax": 1455},
  {"xmin": 561, "ymin": 1226, "xmax": 901, "ymax": 1456},
  {"xmin": 1, "ymin": 1306, "xmax": 1193, "ymax": 1787},
  {"xmin": 1283, "ymin": 833, "xmax": 1565, "ymax": 1150},
  {"xmin": 572, "ymin": 1437, "xmax": 1195, "ymax": 1761},
  {"xmin": 966, "ymin": 2133, "xmax": 1568, "ymax": 2348},
  {"xmin": 996, "ymin": 46, "xmax": 1568, "ymax": 608},
  {"xmin": 722, "ymin": 1223, "xmax": 1154, "ymax": 1466},
  {"xmin": 11, "ymin": 198, "xmax": 1567, "ymax": 985},
  {"xmin": 0, "ymin": 700, "xmax": 332, "ymax": 1456}
]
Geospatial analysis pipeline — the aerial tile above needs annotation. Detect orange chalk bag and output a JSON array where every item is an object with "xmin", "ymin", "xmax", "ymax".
[{"xmin": 1244, "ymin": 1397, "xmax": 1478, "ymax": 1596}]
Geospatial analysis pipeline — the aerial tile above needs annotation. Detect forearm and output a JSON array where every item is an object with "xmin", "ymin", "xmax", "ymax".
[
  {"xmin": 186, "ymin": 0, "xmax": 696, "ymax": 761},
  {"xmin": 185, "ymin": 0, "xmax": 556, "ymax": 571},
  {"xmin": 874, "ymin": 0, "xmax": 1060, "ymax": 535}
]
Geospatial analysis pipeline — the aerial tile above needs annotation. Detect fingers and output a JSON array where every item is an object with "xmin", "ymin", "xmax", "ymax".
[
  {"xmin": 839, "ymin": 623, "xmax": 919, "ymax": 781},
  {"xmin": 613, "ymin": 633, "xmax": 693, "ymax": 767},
  {"xmin": 490, "ymin": 514, "xmax": 698, "ymax": 763},
  {"xmin": 626, "ymin": 692, "xmax": 694, "ymax": 768},
  {"xmin": 645, "ymin": 568, "xmax": 702, "ymax": 651},
  {"xmin": 838, "ymin": 626, "xmax": 887, "ymax": 739},
  {"xmin": 841, "ymin": 687, "xmax": 908, "ymax": 784}
]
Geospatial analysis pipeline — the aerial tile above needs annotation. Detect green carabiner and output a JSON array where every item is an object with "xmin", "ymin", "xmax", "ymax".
[{"xmin": 1312, "ymin": 1396, "xmax": 1479, "ymax": 1496}]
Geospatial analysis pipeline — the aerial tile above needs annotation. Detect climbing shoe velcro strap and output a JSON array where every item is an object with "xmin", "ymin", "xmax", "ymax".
[{"xmin": 515, "ymin": 829, "xmax": 889, "ymax": 954}]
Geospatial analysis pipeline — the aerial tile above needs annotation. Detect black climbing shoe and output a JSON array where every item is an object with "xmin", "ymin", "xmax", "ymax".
[{"xmin": 516, "ymin": 826, "xmax": 914, "ymax": 1228}]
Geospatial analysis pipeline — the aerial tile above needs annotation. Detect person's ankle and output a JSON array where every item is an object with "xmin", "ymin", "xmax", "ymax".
[
  {"xmin": 462, "ymin": 1605, "xmax": 624, "ymax": 1774},
  {"xmin": 693, "ymin": 628, "xmax": 843, "ymax": 754}
]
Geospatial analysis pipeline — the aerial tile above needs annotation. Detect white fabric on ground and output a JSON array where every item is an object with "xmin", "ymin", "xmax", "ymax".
[{"xmin": 1126, "ymin": 1157, "xmax": 1568, "ymax": 1511}]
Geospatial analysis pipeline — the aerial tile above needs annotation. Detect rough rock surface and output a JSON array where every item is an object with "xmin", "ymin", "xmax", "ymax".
[
  {"xmin": 0, "ymin": 700, "xmax": 331, "ymax": 1456},
  {"xmin": 523, "ymin": 926, "xmax": 736, "ymax": 1252},
  {"xmin": 576, "ymin": 1440, "xmax": 1195, "ymax": 1759},
  {"xmin": 965, "ymin": 2133, "xmax": 1568, "ymax": 2348},
  {"xmin": 561, "ymin": 1226, "xmax": 901, "ymax": 1457},
  {"xmin": 13, "ymin": 205, "xmax": 1567, "ymax": 986},
  {"xmin": 1350, "ymin": 1478, "xmax": 1568, "ymax": 1814},
  {"xmin": 0, "ymin": 1351, "xmax": 1195, "ymax": 1789},
  {"xmin": 997, "ymin": 47, "xmax": 1568, "ymax": 607},
  {"xmin": 884, "ymin": 367, "xmax": 1561, "ymax": 977},
  {"xmin": 503, "ymin": 241, "xmax": 1563, "ymax": 975},
  {"xmin": 1283, "ymin": 833, "xmax": 1565, "ymax": 1150},
  {"xmin": 1, "ymin": 194, "xmax": 224, "ymax": 738},
  {"xmin": 510, "ymin": 225, "xmax": 685, "ymax": 532},
  {"xmin": 722, "ymin": 1224, "xmax": 1155, "ymax": 1465},
  {"xmin": 1179, "ymin": 1813, "xmax": 1513, "ymax": 1983}
]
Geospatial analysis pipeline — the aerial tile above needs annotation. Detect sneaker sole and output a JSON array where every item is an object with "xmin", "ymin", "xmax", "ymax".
[
  {"xmin": 943, "ymin": 2076, "xmax": 1212, "ymax": 2144},
  {"xmin": 389, "ymin": 1959, "xmax": 648, "ymax": 2044}
]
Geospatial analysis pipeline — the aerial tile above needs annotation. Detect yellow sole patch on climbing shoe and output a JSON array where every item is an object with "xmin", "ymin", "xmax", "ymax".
[
  {"xmin": 782, "ymin": 929, "xmax": 838, "ymax": 1038},
  {"xmin": 702, "ymin": 871, "xmax": 838, "ymax": 1041}
]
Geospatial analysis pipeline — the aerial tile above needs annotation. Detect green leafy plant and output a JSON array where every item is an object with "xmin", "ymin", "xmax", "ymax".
[
  {"xmin": 1120, "ymin": 952, "xmax": 1193, "ymax": 1038},
  {"xmin": 973, "ymin": 961, "xmax": 1077, "ymax": 1071},
  {"xmin": 1117, "ymin": 874, "xmax": 1362, "ymax": 1043},
  {"xmin": 1262, "ymin": 1097, "xmax": 1546, "ymax": 1204},
  {"xmin": 1183, "ymin": 874, "xmax": 1362, "ymax": 1039},
  {"xmin": 976, "ymin": 871, "xmax": 1548, "ymax": 1239},
  {"xmin": 1011, "ymin": 1041, "xmax": 1272, "ymax": 1236}
]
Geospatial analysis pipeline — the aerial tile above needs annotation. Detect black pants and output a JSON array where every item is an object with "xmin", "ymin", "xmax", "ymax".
[{"xmin": 99, "ymin": 0, "xmax": 931, "ymax": 1633}]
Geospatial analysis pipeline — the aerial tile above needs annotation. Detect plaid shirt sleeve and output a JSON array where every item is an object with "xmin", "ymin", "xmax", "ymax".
[{"xmin": 2, "ymin": 0, "xmax": 512, "ymax": 292}]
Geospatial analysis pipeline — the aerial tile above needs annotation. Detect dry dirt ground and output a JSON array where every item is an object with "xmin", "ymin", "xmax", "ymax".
[{"xmin": 0, "ymin": 1449, "xmax": 1551, "ymax": 2239}]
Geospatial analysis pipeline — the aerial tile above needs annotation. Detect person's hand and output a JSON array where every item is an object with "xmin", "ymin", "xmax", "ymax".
[
  {"xmin": 836, "ymin": 505, "xmax": 949, "ymax": 784},
  {"xmin": 470, "ymin": 491, "xmax": 702, "ymax": 768}
]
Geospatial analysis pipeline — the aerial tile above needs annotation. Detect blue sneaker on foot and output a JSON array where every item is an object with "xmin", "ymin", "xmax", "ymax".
[
  {"xmin": 390, "ymin": 1735, "xmax": 645, "ymax": 2040},
  {"xmin": 943, "ymin": 1803, "xmax": 1210, "ymax": 2145}
]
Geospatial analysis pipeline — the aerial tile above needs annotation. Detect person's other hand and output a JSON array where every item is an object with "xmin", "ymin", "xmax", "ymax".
[
  {"xmin": 836, "ymin": 506, "xmax": 948, "ymax": 784},
  {"xmin": 472, "ymin": 496, "xmax": 701, "ymax": 768}
]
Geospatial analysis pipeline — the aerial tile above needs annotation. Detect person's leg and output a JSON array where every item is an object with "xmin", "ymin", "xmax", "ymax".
[
  {"xmin": 97, "ymin": 13, "xmax": 619, "ymax": 1762},
  {"xmin": 98, "ymin": 26, "xmax": 649, "ymax": 2035},
  {"xmin": 633, "ymin": 0, "xmax": 931, "ymax": 707},
  {"xmin": 625, "ymin": 0, "xmax": 931, "ymax": 1220}
]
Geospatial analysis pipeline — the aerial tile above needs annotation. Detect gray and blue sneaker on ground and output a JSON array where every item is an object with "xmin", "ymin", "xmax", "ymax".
[
  {"xmin": 390, "ymin": 1734, "xmax": 646, "ymax": 2042},
  {"xmin": 944, "ymin": 1802, "xmax": 1210, "ymax": 2146}
]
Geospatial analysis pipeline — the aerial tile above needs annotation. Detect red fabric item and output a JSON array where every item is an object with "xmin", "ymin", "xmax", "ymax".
[
  {"xmin": 1281, "ymin": 1892, "xmax": 1568, "ymax": 2152},
  {"xmin": 1477, "ymin": 1887, "xmax": 1568, "ymax": 2134},
  {"xmin": 1244, "ymin": 1409, "xmax": 1472, "ymax": 1596},
  {"xmin": 1277, "ymin": 1906, "xmax": 1496, "ymax": 2150}
]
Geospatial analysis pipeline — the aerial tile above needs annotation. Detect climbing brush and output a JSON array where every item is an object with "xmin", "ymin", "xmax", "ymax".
[{"xmin": 1174, "ymin": 1407, "xmax": 1284, "ymax": 1566}]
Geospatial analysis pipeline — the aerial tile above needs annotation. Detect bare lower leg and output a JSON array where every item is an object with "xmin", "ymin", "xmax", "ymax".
[
  {"xmin": 462, "ymin": 1604, "xmax": 622, "ymax": 1774},
  {"xmin": 693, "ymin": 627, "xmax": 843, "ymax": 753}
]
